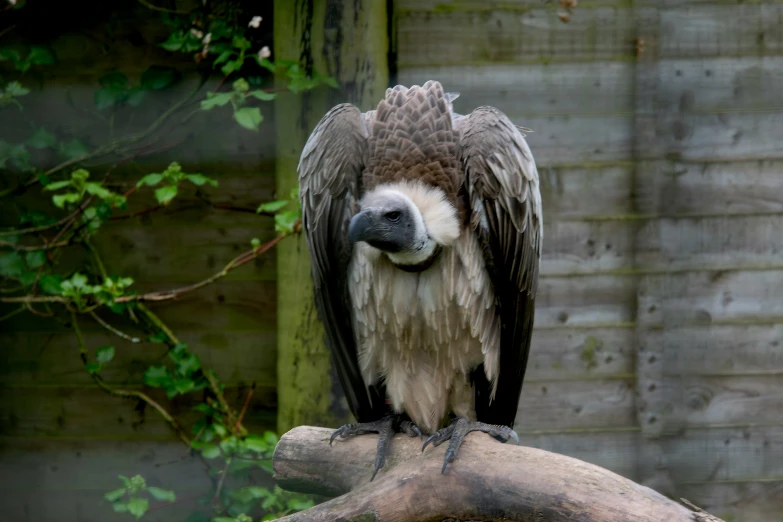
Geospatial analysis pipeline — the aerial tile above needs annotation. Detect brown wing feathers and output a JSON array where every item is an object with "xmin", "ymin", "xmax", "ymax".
[{"xmin": 364, "ymin": 81, "xmax": 464, "ymax": 217}]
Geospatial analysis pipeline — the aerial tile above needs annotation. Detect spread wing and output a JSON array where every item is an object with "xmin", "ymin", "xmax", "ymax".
[
  {"xmin": 457, "ymin": 106, "xmax": 542, "ymax": 428},
  {"xmin": 298, "ymin": 104, "xmax": 387, "ymax": 423}
]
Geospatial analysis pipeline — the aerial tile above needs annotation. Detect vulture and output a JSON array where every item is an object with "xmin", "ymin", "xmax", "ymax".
[{"xmin": 298, "ymin": 81, "xmax": 542, "ymax": 477}]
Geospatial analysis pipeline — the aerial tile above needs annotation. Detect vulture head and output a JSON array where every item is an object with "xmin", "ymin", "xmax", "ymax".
[{"xmin": 348, "ymin": 182, "xmax": 460, "ymax": 268}]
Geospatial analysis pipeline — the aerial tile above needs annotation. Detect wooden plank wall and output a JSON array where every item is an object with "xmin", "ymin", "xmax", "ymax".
[
  {"xmin": 397, "ymin": 1, "xmax": 783, "ymax": 520},
  {"xmin": 0, "ymin": 4, "xmax": 279, "ymax": 520}
]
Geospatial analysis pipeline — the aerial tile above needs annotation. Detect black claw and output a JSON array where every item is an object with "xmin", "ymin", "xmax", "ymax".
[
  {"xmin": 422, "ymin": 433, "xmax": 438, "ymax": 452},
  {"xmin": 327, "ymin": 414, "xmax": 422, "ymax": 481},
  {"xmin": 424, "ymin": 417, "xmax": 520, "ymax": 474}
]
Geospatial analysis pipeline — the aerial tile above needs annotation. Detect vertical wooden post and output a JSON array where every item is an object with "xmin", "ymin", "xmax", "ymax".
[{"xmin": 273, "ymin": 0, "xmax": 389, "ymax": 435}]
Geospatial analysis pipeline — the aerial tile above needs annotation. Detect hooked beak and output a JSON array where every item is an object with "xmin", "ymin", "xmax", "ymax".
[{"xmin": 348, "ymin": 210, "xmax": 374, "ymax": 245}]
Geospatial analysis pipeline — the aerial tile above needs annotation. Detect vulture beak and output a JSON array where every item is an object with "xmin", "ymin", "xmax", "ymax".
[{"xmin": 348, "ymin": 210, "xmax": 374, "ymax": 245}]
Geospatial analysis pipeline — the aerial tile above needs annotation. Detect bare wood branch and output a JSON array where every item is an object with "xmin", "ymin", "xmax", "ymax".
[{"xmin": 272, "ymin": 426, "xmax": 723, "ymax": 522}]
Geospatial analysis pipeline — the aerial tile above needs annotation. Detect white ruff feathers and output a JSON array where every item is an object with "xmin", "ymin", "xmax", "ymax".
[{"xmin": 348, "ymin": 180, "xmax": 501, "ymax": 434}]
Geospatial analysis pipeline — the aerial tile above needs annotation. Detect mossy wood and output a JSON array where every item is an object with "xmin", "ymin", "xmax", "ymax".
[{"xmin": 273, "ymin": 0, "xmax": 389, "ymax": 434}]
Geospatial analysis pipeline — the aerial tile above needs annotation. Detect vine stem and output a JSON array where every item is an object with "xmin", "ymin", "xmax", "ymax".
[
  {"xmin": 70, "ymin": 310, "xmax": 191, "ymax": 446},
  {"xmin": 0, "ymin": 221, "xmax": 302, "ymax": 304}
]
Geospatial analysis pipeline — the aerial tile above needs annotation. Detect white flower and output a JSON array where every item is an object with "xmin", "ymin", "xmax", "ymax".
[
  {"xmin": 8, "ymin": 0, "xmax": 17, "ymax": 5},
  {"xmin": 258, "ymin": 46, "xmax": 271, "ymax": 60},
  {"xmin": 190, "ymin": 28, "xmax": 204, "ymax": 39},
  {"xmin": 202, "ymin": 32, "xmax": 212, "ymax": 44},
  {"xmin": 248, "ymin": 16, "xmax": 262, "ymax": 28}
]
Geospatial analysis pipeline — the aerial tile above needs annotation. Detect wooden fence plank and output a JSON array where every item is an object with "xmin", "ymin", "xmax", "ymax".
[
  {"xmin": 636, "ymin": 159, "xmax": 783, "ymax": 216},
  {"xmin": 638, "ymin": 269, "xmax": 783, "ymax": 328},
  {"xmin": 0, "ymin": 330, "xmax": 277, "ymax": 386},
  {"xmin": 639, "ymin": 426, "xmax": 783, "ymax": 483},
  {"xmin": 677, "ymin": 482, "xmax": 783, "ymax": 522},
  {"xmin": 526, "ymin": 328, "xmax": 635, "ymax": 381},
  {"xmin": 535, "ymin": 275, "xmax": 637, "ymax": 328},
  {"xmin": 398, "ymin": 62, "xmax": 634, "ymax": 115},
  {"xmin": 397, "ymin": 7, "xmax": 636, "ymax": 66},
  {"xmin": 636, "ymin": 215, "xmax": 783, "ymax": 271},
  {"xmin": 517, "ymin": 378, "xmax": 637, "ymax": 431},
  {"xmin": 0, "ymin": 386, "xmax": 275, "ymax": 438},
  {"xmin": 658, "ymin": 56, "xmax": 783, "ymax": 113},
  {"xmin": 659, "ymin": 4, "xmax": 782, "ymax": 58},
  {"xmin": 642, "ymin": 324, "xmax": 783, "ymax": 376}
]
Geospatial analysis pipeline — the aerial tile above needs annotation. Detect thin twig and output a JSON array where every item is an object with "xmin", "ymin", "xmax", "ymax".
[
  {"xmin": 135, "ymin": 303, "xmax": 244, "ymax": 435},
  {"xmin": 0, "ymin": 197, "xmax": 93, "ymax": 237},
  {"xmin": 1, "ymin": 226, "xmax": 299, "ymax": 308},
  {"xmin": 235, "ymin": 382, "xmax": 256, "ymax": 433},
  {"xmin": 70, "ymin": 310, "xmax": 191, "ymax": 446},
  {"xmin": 89, "ymin": 310, "xmax": 141, "ymax": 343},
  {"xmin": 0, "ymin": 239, "xmax": 71, "ymax": 251},
  {"xmin": 0, "ymin": 306, "xmax": 25, "ymax": 322},
  {"xmin": 137, "ymin": 0, "xmax": 190, "ymax": 14}
]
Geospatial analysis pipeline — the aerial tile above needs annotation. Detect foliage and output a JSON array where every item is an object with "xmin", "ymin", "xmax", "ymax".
[
  {"xmin": 105, "ymin": 475, "xmax": 176, "ymax": 519},
  {"xmin": 0, "ymin": 2, "xmax": 326, "ymax": 520}
]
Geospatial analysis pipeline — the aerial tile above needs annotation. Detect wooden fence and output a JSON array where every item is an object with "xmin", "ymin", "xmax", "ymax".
[{"xmin": 1, "ymin": 1, "xmax": 782, "ymax": 521}]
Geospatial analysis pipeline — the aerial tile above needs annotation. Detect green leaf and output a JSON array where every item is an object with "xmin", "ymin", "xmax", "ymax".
[
  {"xmin": 200, "ymin": 92, "xmax": 233, "ymax": 110},
  {"xmin": 147, "ymin": 487, "xmax": 176, "ymax": 503},
  {"xmin": 0, "ymin": 252, "xmax": 25, "ymax": 278},
  {"xmin": 5, "ymin": 81, "xmax": 30, "ymax": 97},
  {"xmin": 233, "ymin": 107, "xmax": 262, "ymax": 131},
  {"xmin": 141, "ymin": 66, "xmax": 176, "ymax": 90},
  {"xmin": 250, "ymin": 238, "xmax": 260, "ymax": 248},
  {"xmin": 256, "ymin": 200, "xmax": 287, "ymax": 213},
  {"xmin": 257, "ymin": 57, "xmax": 276, "ymax": 73},
  {"xmin": 287, "ymin": 498, "xmax": 315, "ymax": 511},
  {"xmin": 28, "ymin": 46, "xmax": 55, "ymax": 65},
  {"xmin": 136, "ymin": 173, "xmax": 163, "ymax": 188},
  {"xmin": 94, "ymin": 87, "xmax": 124, "ymax": 110},
  {"xmin": 104, "ymin": 488, "xmax": 127, "ymax": 502},
  {"xmin": 174, "ymin": 353, "xmax": 201, "ymax": 377},
  {"xmin": 185, "ymin": 174, "xmax": 217, "ymax": 187},
  {"xmin": 243, "ymin": 435, "xmax": 269, "ymax": 454},
  {"xmin": 40, "ymin": 274, "xmax": 63, "ymax": 295},
  {"xmin": 60, "ymin": 139, "xmax": 89, "ymax": 159},
  {"xmin": 42, "ymin": 180, "xmax": 70, "ymax": 191},
  {"xmin": 126, "ymin": 497, "xmax": 149, "ymax": 519},
  {"xmin": 274, "ymin": 209, "xmax": 300, "ymax": 233},
  {"xmin": 213, "ymin": 50, "xmax": 233, "ymax": 65},
  {"xmin": 112, "ymin": 502, "xmax": 129, "ymax": 513},
  {"xmin": 96, "ymin": 345, "xmax": 116, "ymax": 364},
  {"xmin": 248, "ymin": 90, "xmax": 276, "ymax": 101},
  {"xmin": 52, "ymin": 192, "xmax": 82, "ymax": 208},
  {"xmin": 127, "ymin": 88, "xmax": 146, "ymax": 107},
  {"xmin": 143, "ymin": 365, "xmax": 172, "ymax": 388},
  {"xmin": 154, "ymin": 185, "xmax": 178, "ymax": 205},
  {"xmin": 24, "ymin": 250, "xmax": 46, "ymax": 269},
  {"xmin": 220, "ymin": 60, "xmax": 240, "ymax": 77},
  {"xmin": 27, "ymin": 127, "xmax": 57, "ymax": 149},
  {"xmin": 160, "ymin": 32, "xmax": 186, "ymax": 52},
  {"xmin": 232, "ymin": 35, "xmax": 252, "ymax": 51},
  {"xmin": 70, "ymin": 273, "xmax": 88, "ymax": 289},
  {"xmin": 85, "ymin": 362, "xmax": 102, "ymax": 374},
  {"xmin": 193, "ymin": 442, "xmax": 220, "ymax": 459},
  {"xmin": 98, "ymin": 71, "xmax": 128, "ymax": 89},
  {"xmin": 232, "ymin": 78, "xmax": 250, "ymax": 93}
]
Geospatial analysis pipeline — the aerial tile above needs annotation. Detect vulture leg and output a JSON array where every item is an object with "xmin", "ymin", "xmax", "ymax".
[
  {"xmin": 422, "ymin": 417, "xmax": 520, "ymax": 474},
  {"xmin": 330, "ymin": 414, "xmax": 422, "ymax": 480}
]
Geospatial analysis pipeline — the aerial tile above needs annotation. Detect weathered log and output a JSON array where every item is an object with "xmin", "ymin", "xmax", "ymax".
[{"xmin": 272, "ymin": 426, "xmax": 723, "ymax": 522}]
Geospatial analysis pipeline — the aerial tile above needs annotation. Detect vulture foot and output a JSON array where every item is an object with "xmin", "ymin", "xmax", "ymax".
[
  {"xmin": 422, "ymin": 417, "xmax": 519, "ymax": 474},
  {"xmin": 329, "ymin": 415, "xmax": 421, "ymax": 480}
]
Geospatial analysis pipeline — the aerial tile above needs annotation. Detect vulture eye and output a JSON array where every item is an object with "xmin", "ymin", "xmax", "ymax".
[{"xmin": 385, "ymin": 211, "xmax": 402, "ymax": 222}]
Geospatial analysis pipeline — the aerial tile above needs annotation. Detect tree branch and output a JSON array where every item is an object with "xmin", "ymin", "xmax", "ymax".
[{"xmin": 272, "ymin": 426, "xmax": 724, "ymax": 522}]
